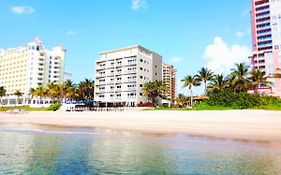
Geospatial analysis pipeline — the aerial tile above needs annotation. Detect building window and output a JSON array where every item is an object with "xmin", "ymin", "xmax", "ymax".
[
  {"xmin": 140, "ymin": 76, "xmax": 143, "ymax": 79},
  {"xmin": 140, "ymin": 84, "xmax": 143, "ymax": 87}
]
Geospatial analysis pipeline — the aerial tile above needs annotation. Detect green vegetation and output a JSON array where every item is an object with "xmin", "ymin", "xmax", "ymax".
[
  {"xmin": 194, "ymin": 90, "xmax": 281, "ymax": 110},
  {"xmin": 30, "ymin": 79, "xmax": 95, "ymax": 103},
  {"xmin": 142, "ymin": 80, "xmax": 166, "ymax": 106},
  {"xmin": 47, "ymin": 103, "xmax": 61, "ymax": 111},
  {"xmin": 0, "ymin": 106, "xmax": 49, "ymax": 112},
  {"xmin": 152, "ymin": 62, "xmax": 281, "ymax": 111}
]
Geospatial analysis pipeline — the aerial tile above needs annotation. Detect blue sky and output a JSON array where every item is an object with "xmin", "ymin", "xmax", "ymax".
[{"xmin": 0, "ymin": 0, "xmax": 252, "ymax": 95}]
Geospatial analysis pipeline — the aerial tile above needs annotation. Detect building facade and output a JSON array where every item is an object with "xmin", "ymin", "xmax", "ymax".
[
  {"xmin": 94, "ymin": 45, "xmax": 163, "ymax": 107},
  {"xmin": 162, "ymin": 63, "xmax": 176, "ymax": 103},
  {"xmin": 249, "ymin": 0, "xmax": 281, "ymax": 96},
  {"xmin": 0, "ymin": 37, "xmax": 66, "ymax": 105}
]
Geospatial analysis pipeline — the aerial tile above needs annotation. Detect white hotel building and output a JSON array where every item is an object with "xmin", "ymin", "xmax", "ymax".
[
  {"xmin": 94, "ymin": 45, "xmax": 163, "ymax": 107},
  {"xmin": 0, "ymin": 37, "xmax": 66, "ymax": 106}
]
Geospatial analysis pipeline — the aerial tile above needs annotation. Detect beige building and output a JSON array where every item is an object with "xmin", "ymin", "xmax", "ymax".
[
  {"xmin": 94, "ymin": 45, "xmax": 163, "ymax": 107},
  {"xmin": 0, "ymin": 37, "xmax": 66, "ymax": 106},
  {"xmin": 162, "ymin": 63, "xmax": 176, "ymax": 103}
]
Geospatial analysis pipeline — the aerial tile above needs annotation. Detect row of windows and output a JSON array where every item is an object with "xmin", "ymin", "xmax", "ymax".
[{"xmin": 0, "ymin": 54, "xmax": 29, "ymax": 60}]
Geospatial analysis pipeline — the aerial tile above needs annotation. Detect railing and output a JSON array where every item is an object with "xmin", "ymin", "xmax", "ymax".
[
  {"xmin": 257, "ymin": 25, "xmax": 270, "ymax": 30},
  {"xmin": 257, "ymin": 31, "xmax": 271, "ymax": 36},
  {"xmin": 256, "ymin": 19, "xmax": 270, "ymax": 25},
  {"xmin": 258, "ymin": 37, "xmax": 272, "ymax": 42}
]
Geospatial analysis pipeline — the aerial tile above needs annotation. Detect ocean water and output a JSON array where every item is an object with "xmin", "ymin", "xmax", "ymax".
[{"xmin": 0, "ymin": 124, "xmax": 280, "ymax": 175}]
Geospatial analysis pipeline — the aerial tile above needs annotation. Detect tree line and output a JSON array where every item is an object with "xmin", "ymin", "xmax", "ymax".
[
  {"xmin": 0, "ymin": 79, "xmax": 95, "ymax": 106},
  {"xmin": 179, "ymin": 62, "xmax": 278, "ymax": 106}
]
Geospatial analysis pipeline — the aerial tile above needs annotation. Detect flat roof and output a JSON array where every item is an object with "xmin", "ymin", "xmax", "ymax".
[{"xmin": 99, "ymin": 45, "xmax": 160, "ymax": 56}]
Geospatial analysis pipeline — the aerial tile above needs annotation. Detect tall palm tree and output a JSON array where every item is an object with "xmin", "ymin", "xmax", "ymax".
[
  {"xmin": 208, "ymin": 74, "xmax": 228, "ymax": 92},
  {"xmin": 251, "ymin": 69, "xmax": 271, "ymax": 94},
  {"xmin": 195, "ymin": 67, "xmax": 214, "ymax": 95},
  {"xmin": 142, "ymin": 80, "xmax": 166, "ymax": 106},
  {"xmin": 181, "ymin": 75, "xmax": 201, "ymax": 107},
  {"xmin": 0, "ymin": 86, "xmax": 6, "ymax": 107},
  {"xmin": 14, "ymin": 90, "xmax": 23, "ymax": 106},
  {"xmin": 230, "ymin": 63, "xmax": 251, "ymax": 92}
]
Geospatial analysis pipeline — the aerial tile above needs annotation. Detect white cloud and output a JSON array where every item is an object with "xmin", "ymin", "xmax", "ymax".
[
  {"xmin": 203, "ymin": 37, "xmax": 250, "ymax": 74},
  {"xmin": 66, "ymin": 30, "xmax": 76, "ymax": 36},
  {"xmin": 131, "ymin": 0, "xmax": 147, "ymax": 11},
  {"xmin": 170, "ymin": 57, "xmax": 183, "ymax": 64},
  {"xmin": 11, "ymin": 6, "xmax": 34, "ymax": 15},
  {"xmin": 236, "ymin": 31, "xmax": 245, "ymax": 39}
]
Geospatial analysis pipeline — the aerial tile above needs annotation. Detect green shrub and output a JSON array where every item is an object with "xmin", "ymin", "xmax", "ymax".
[
  {"xmin": 202, "ymin": 90, "xmax": 281, "ymax": 110},
  {"xmin": 47, "ymin": 103, "xmax": 61, "ymax": 111}
]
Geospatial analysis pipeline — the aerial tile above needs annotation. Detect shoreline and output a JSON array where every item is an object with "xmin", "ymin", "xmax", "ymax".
[{"xmin": 1, "ymin": 110, "xmax": 281, "ymax": 143}]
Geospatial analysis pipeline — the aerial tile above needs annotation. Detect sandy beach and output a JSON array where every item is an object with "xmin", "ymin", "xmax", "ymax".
[{"xmin": 0, "ymin": 110, "xmax": 281, "ymax": 143}]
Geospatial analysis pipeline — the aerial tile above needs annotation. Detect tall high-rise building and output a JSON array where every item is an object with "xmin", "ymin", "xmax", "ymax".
[
  {"xmin": 0, "ymin": 37, "xmax": 66, "ymax": 105},
  {"xmin": 249, "ymin": 0, "xmax": 281, "ymax": 96},
  {"xmin": 162, "ymin": 63, "xmax": 176, "ymax": 103},
  {"xmin": 94, "ymin": 45, "xmax": 163, "ymax": 107}
]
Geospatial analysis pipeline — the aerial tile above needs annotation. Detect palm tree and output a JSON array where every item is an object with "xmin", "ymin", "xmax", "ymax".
[
  {"xmin": 29, "ymin": 88, "xmax": 36, "ymax": 98},
  {"xmin": 208, "ymin": 74, "xmax": 228, "ymax": 92},
  {"xmin": 35, "ymin": 85, "xmax": 47, "ymax": 104},
  {"xmin": 251, "ymin": 69, "xmax": 271, "ymax": 94},
  {"xmin": 175, "ymin": 93, "xmax": 189, "ymax": 107},
  {"xmin": 195, "ymin": 67, "xmax": 214, "ymax": 95},
  {"xmin": 181, "ymin": 75, "xmax": 201, "ymax": 107},
  {"xmin": 78, "ymin": 79, "xmax": 95, "ymax": 101},
  {"xmin": 14, "ymin": 90, "xmax": 23, "ymax": 106},
  {"xmin": 142, "ymin": 80, "xmax": 166, "ymax": 106},
  {"xmin": 230, "ymin": 63, "xmax": 251, "ymax": 92},
  {"xmin": 46, "ymin": 82, "xmax": 61, "ymax": 103},
  {"xmin": 0, "ymin": 86, "xmax": 6, "ymax": 107}
]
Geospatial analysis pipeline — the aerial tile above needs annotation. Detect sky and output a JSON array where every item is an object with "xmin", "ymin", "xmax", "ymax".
[{"xmin": 0, "ymin": 0, "xmax": 252, "ymax": 95}]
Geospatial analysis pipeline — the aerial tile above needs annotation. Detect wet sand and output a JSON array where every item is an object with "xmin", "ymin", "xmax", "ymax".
[{"xmin": 0, "ymin": 110, "xmax": 281, "ymax": 143}]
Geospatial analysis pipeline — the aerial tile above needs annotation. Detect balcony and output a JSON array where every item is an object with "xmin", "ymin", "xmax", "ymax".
[
  {"xmin": 116, "ymin": 88, "xmax": 122, "ymax": 92},
  {"xmin": 96, "ymin": 89, "xmax": 106, "ymax": 94},
  {"xmin": 127, "ymin": 87, "xmax": 136, "ymax": 91},
  {"xmin": 257, "ymin": 25, "xmax": 271, "ymax": 30},
  {"xmin": 124, "ymin": 61, "xmax": 137, "ymax": 66},
  {"xmin": 115, "ymin": 63, "xmax": 123, "ymax": 67},
  {"xmin": 258, "ymin": 42, "xmax": 272, "ymax": 47},
  {"xmin": 257, "ymin": 31, "xmax": 271, "ymax": 37},
  {"xmin": 256, "ymin": 7, "xmax": 270, "ymax": 14},
  {"xmin": 124, "ymin": 70, "xmax": 137, "ymax": 75},
  {"xmin": 96, "ymin": 81, "xmax": 106, "ymax": 86},
  {"xmin": 96, "ymin": 65, "xmax": 106, "ymax": 70},
  {"xmin": 257, "ymin": 36, "xmax": 272, "ymax": 42},
  {"xmin": 128, "ymin": 96, "xmax": 136, "ymax": 99},
  {"xmin": 107, "ymin": 72, "xmax": 115, "ymax": 77},
  {"xmin": 255, "ymin": 2, "xmax": 269, "ymax": 8},
  {"xmin": 107, "ymin": 81, "xmax": 115, "ymax": 84},
  {"xmin": 108, "ymin": 89, "xmax": 114, "ymax": 93},
  {"xmin": 126, "ymin": 79, "xmax": 137, "ymax": 82},
  {"xmin": 256, "ymin": 19, "xmax": 270, "ymax": 25},
  {"xmin": 256, "ymin": 13, "xmax": 270, "ymax": 20},
  {"xmin": 96, "ymin": 74, "xmax": 106, "ymax": 78}
]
